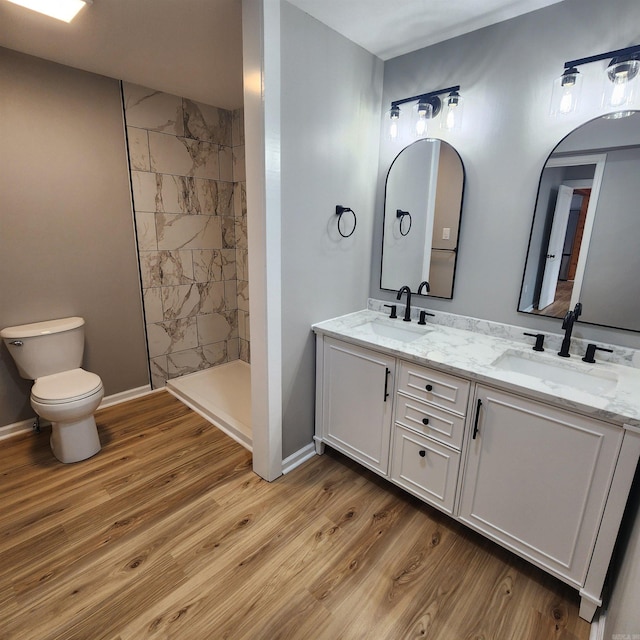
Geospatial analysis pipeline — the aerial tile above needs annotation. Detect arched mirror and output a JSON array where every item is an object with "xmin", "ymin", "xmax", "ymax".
[
  {"xmin": 380, "ymin": 139, "xmax": 465, "ymax": 298},
  {"xmin": 518, "ymin": 112, "xmax": 640, "ymax": 332}
]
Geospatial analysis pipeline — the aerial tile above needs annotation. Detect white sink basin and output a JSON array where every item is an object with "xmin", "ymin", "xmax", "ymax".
[
  {"xmin": 356, "ymin": 318, "xmax": 430, "ymax": 344},
  {"xmin": 492, "ymin": 350, "xmax": 618, "ymax": 395}
]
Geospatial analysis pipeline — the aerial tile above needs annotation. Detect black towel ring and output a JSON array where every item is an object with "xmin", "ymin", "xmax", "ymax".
[
  {"xmin": 336, "ymin": 205, "xmax": 357, "ymax": 238},
  {"xmin": 396, "ymin": 209, "xmax": 412, "ymax": 236}
]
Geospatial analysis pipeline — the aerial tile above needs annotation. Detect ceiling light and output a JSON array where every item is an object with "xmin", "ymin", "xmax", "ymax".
[{"xmin": 6, "ymin": 0, "xmax": 92, "ymax": 23}]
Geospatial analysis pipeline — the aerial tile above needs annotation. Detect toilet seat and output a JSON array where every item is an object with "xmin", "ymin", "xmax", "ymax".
[{"xmin": 32, "ymin": 368, "xmax": 103, "ymax": 405}]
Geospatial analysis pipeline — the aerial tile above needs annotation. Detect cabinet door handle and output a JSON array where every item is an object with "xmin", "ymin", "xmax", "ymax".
[
  {"xmin": 419, "ymin": 450, "xmax": 426, "ymax": 457},
  {"xmin": 384, "ymin": 367, "xmax": 391, "ymax": 402},
  {"xmin": 425, "ymin": 384, "xmax": 433, "ymax": 391},
  {"xmin": 422, "ymin": 418, "xmax": 429, "ymax": 425},
  {"xmin": 472, "ymin": 398, "xmax": 482, "ymax": 440}
]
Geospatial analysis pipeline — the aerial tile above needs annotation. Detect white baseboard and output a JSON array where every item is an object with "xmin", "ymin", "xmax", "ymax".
[
  {"xmin": 282, "ymin": 442, "xmax": 316, "ymax": 474},
  {"xmin": 98, "ymin": 384, "xmax": 153, "ymax": 409},
  {"xmin": 0, "ymin": 384, "xmax": 154, "ymax": 441},
  {"xmin": 0, "ymin": 417, "xmax": 38, "ymax": 441}
]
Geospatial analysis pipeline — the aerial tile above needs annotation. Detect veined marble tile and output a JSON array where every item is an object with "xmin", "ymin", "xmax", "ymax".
[
  {"xmin": 162, "ymin": 282, "xmax": 225, "ymax": 320},
  {"xmin": 140, "ymin": 250, "xmax": 194, "ymax": 288},
  {"xmin": 183, "ymin": 99, "xmax": 232, "ymax": 145},
  {"xmin": 236, "ymin": 248, "xmax": 248, "ymax": 282},
  {"xmin": 227, "ymin": 338, "xmax": 240, "ymax": 361},
  {"xmin": 193, "ymin": 249, "xmax": 228, "ymax": 283},
  {"xmin": 131, "ymin": 171, "xmax": 158, "ymax": 213},
  {"xmin": 238, "ymin": 309, "xmax": 247, "ymax": 340},
  {"xmin": 221, "ymin": 216, "xmax": 236, "ymax": 249},
  {"xmin": 239, "ymin": 339, "xmax": 250, "ymax": 364},
  {"xmin": 155, "ymin": 174, "xmax": 197, "ymax": 214},
  {"xmin": 150, "ymin": 355, "xmax": 169, "ymax": 389},
  {"xmin": 123, "ymin": 83, "xmax": 184, "ymax": 136},
  {"xmin": 167, "ymin": 342, "xmax": 228, "ymax": 377},
  {"xmin": 219, "ymin": 146, "xmax": 233, "ymax": 182},
  {"xmin": 235, "ymin": 215, "xmax": 247, "ymax": 251},
  {"xmin": 220, "ymin": 249, "xmax": 237, "ymax": 280},
  {"xmin": 232, "ymin": 109, "xmax": 245, "ymax": 147},
  {"xmin": 135, "ymin": 211, "xmax": 158, "ymax": 251},
  {"xmin": 224, "ymin": 280, "xmax": 237, "ymax": 312},
  {"xmin": 233, "ymin": 182, "xmax": 246, "ymax": 218},
  {"xmin": 197, "ymin": 179, "xmax": 233, "ymax": 216},
  {"xmin": 156, "ymin": 214, "xmax": 222, "ymax": 251},
  {"xmin": 127, "ymin": 127, "xmax": 150, "ymax": 171},
  {"xmin": 237, "ymin": 280, "xmax": 250, "ymax": 313},
  {"xmin": 149, "ymin": 131, "xmax": 219, "ymax": 179},
  {"xmin": 197, "ymin": 311, "xmax": 238, "ymax": 345},
  {"xmin": 143, "ymin": 287, "xmax": 164, "ymax": 324},
  {"xmin": 233, "ymin": 145, "xmax": 246, "ymax": 182},
  {"xmin": 147, "ymin": 318, "xmax": 198, "ymax": 358}
]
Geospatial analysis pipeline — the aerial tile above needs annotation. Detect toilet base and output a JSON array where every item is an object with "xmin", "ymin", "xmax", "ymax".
[{"xmin": 50, "ymin": 415, "xmax": 101, "ymax": 463}]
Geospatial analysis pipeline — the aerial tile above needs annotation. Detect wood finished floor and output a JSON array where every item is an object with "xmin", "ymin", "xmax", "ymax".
[{"xmin": 0, "ymin": 391, "xmax": 591, "ymax": 640}]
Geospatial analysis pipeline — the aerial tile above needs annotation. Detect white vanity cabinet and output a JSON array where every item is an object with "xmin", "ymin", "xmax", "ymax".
[
  {"xmin": 313, "ymin": 329, "xmax": 640, "ymax": 621},
  {"xmin": 317, "ymin": 337, "xmax": 395, "ymax": 475},
  {"xmin": 390, "ymin": 361, "xmax": 470, "ymax": 513}
]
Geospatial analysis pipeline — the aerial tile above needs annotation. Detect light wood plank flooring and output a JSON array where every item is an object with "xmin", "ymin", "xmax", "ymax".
[{"xmin": 0, "ymin": 392, "xmax": 591, "ymax": 640}]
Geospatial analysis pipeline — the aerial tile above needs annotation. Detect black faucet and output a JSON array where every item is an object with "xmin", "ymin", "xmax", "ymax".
[
  {"xmin": 558, "ymin": 303, "xmax": 582, "ymax": 357},
  {"xmin": 417, "ymin": 281, "xmax": 430, "ymax": 295},
  {"xmin": 396, "ymin": 286, "xmax": 412, "ymax": 322}
]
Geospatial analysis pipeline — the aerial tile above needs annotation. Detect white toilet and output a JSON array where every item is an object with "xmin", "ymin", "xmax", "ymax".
[{"xmin": 1, "ymin": 317, "xmax": 104, "ymax": 463}]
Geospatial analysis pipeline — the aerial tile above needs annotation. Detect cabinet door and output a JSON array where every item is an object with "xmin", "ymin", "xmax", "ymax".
[
  {"xmin": 322, "ymin": 338, "xmax": 395, "ymax": 475},
  {"xmin": 459, "ymin": 385, "xmax": 622, "ymax": 587}
]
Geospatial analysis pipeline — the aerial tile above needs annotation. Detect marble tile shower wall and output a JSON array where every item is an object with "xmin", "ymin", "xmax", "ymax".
[{"xmin": 123, "ymin": 83, "xmax": 249, "ymax": 389}]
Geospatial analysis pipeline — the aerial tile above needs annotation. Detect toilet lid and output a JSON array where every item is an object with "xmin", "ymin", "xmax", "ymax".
[{"xmin": 32, "ymin": 369, "xmax": 103, "ymax": 404}]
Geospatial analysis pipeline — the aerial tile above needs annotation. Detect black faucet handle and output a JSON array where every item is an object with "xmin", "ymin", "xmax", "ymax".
[
  {"xmin": 418, "ymin": 310, "xmax": 435, "ymax": 325},
  {"xmin": 417, "ymin": 280, "xmax": 430, "ymax": 295},
  {"xmin": 523, "ymin": 332, "xmax": 545, "ymax": 352},
  {"xmin": 582, "ymin": 343, "xmax": 613, "ymax": 364},
  {"xmin": 383, "ymin": 304, "xmax": 397, "ymax": 319}
]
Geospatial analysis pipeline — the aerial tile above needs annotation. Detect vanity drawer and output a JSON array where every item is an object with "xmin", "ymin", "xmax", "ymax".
[
  {"xmin": 395, "ymin": 394, "xmax": 465, "ymax": 450},
  {"xmin": 391, "ymin": 425, "xmax": 459, "ymax": 514},
  {"xmin": 397, "ymin": 362, "xmax": 470, "ymax": 416}
]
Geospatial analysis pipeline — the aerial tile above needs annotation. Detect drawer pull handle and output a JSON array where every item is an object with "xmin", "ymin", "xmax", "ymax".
[
  {"xmin": 384, "ymin": 367, "xmax": 391, "ymax": 402},
  {"xmin": 425, "ymin": 384, "xmax": 433, "ymax": 391},
  {"xmin": 419, "ymin": 450, "xmax": 426, "ymax": 457},
  {"xmin": 473, "ymin": 398, "xmax": 483, "ymax": 440},
  {"xmin": 422, "ymin": 418, "xmax": 429, "ymax": 425}
]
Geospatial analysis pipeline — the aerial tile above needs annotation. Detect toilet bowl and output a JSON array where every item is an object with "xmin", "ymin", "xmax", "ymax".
[
  {"xmin": 1, "ymin": 317, "xmax": 105, "ymax": 464},
  {"xmin": 31, "ymin": 369, "xmax": 104, "ymax": 463}
]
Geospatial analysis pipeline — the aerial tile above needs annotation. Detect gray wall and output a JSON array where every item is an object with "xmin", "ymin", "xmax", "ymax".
[
  {"xmin": 370, "ymin": 0, "xmax": 640, "ymax": 350},
  {"xmin": 0, "ymin": 48, "xmax": 149, "ymax": 426},
  {"xmin": 279, "ymin": 1, "xmax": 383, "ymax": 456}
]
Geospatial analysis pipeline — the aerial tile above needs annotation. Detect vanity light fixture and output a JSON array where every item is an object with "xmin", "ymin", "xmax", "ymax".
[
  {"xmin": 551, "ymin": 44, "xmax": 640, "ymax": 118},
  {"xmin": 387, "ymin": 85, "xmax": 462, "ymax": 141},
  {"xmin": 6, "ymin": 0, "xmax": 92, "ymax": 22}
]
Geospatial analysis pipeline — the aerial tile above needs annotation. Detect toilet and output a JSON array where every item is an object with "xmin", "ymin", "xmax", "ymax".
[{"xmin": 1, "ymin": 317, "xmax": 104, "ymax": 463}]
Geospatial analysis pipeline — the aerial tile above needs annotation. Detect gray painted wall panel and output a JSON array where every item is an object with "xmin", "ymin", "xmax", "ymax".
[
  {"xmin": 279, "ymin": 1, "xmax": 383, "ymax": 456},
  {"xmin": 0, "ymin": 48, "xmax": 149, "ymax": 425}
]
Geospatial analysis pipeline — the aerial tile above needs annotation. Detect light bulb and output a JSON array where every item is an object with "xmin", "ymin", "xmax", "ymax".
[
  {"xmin": 550, "ymin": 68, "xmax": 582, "ymax": 117},
  {"xmin": 441, "ymin": 91, "xmax": 463, "ymax": 130}
]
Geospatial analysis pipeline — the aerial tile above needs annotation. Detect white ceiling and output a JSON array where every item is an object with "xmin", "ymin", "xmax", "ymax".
[
  {"xmin": 0, "ymin": 0, "xmax": 562, "ymax": 109},
  {"xmin": 287, "ymin": 0, "xmax": 564, "ymax": 60}
]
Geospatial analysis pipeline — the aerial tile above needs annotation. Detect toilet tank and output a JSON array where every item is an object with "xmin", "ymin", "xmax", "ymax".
[{"xmin": 1, "ymin": 317, "xmax": 85, "ymax": 380}]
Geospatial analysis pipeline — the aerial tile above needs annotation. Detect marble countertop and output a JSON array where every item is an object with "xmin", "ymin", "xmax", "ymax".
[{"xmin": 312, "ymin": 309, "xmax": 640, "ymax": 428}]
